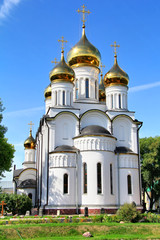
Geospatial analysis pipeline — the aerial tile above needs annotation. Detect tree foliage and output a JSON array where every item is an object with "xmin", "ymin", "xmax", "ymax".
[
  {"xmin": 0, "ymin": 193, "xmax": 32, "ymax": 215},
  {"xmin": 0, "ymin": 99, "xmax": 15, "ymax": 177},
  {"xmin": 140, "ymin": 136, "xmax": 160, "ymax": 210}
]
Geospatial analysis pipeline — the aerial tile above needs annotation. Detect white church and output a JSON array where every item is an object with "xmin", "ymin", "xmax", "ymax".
[{"xmin": 13, "ymin": 5, "xmax": 142, "ymax": 214}]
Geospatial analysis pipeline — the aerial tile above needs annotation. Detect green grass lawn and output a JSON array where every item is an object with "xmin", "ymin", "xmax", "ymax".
[{"xmin": 1, "ymin": 222, "xmax": 160, "ymax": 239}]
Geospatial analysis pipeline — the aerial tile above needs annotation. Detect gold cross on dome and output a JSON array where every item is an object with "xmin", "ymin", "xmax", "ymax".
[
  {"xmin": 77, "ymin": 4, "xmax": 91, "ymax": 26},
  {"xmin": 58, "ymin": 36, "xmax": 68, "ymax": 52},
  {"xmin": 111, "ymin": 41, "xmax": 120, "ymax": 56},
  {"xmin": 100, "ymin": 63, "xmax": 105, "ymax": 74},
  {"xmin": 28, "ymin": 121, "xmax": 34, "ymax": 131},
  {"xmin": 51, "ymin": 58, "xmax": 58, "ymax": 65}
]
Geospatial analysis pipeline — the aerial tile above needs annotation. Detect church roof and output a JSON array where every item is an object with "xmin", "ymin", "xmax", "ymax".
[
  {"xmin": 79, "ymin": 125, "xmax": 111, "ymax": 136},
  {"xmin": 115, "ymin": 146, "xmax": 133, "ymax": 154},
  {"xmin": 53, "ymin": 145, "xmax": 78, "ymax": 153},
  {"xmin": 18, "ymin": 179, "xmax": 36, "ymax": 189},
  {"xmin": 67, "ymin": 27, "xmax": 101, "ymax": 68},
  {"xmin": 13, "ymin": 169, "xmax": 23, "ymax": 178}
]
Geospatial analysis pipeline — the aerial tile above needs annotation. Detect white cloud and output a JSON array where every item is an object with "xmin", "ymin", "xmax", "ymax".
[
  {"xmin": 4, "ymin": 106, "xmax": 44, "ymax": 117},
  {"xmin": 129, "ymin": 81, "xmax": 160, "ymax": 93},
  {"xmin": 0, "ymin": 0, "xmax": 21, "ymax": 19},
  {"xmin": 13, "ymin": 142, "xmax": 23, "ymax": 147}
]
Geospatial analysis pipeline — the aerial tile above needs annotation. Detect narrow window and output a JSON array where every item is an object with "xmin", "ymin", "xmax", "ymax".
[
  {"xmin": 111, "ymin": 94, "xmax": 113, "ymax": 109},
  {"xmin": 63, "ymin": 91, "xmax": 65, "ymax": 105},
  {"xmin": 76, "ymin": 79, "xmax": 78, "ymax": 99},
  {"xmin": 28, "ymin": 193, "xmax": 32, "ymax": 200},
  {"xmin": 64, "ymin": 174, "xmax": 68, "ymax": 194},
  {"xmin": 119, "ymin": 94, "xmax": 121, "ymax": 108},
  {"xmin": 70, "ymin": 92, "xmax": 72, "ymax": 105},
  {"xmin": 97, "ymin": 163, "xmax": 102, "ymax": 194},
  {"xmin": 83, "ymin": 163, "xmax": 87, "ymax": 193},
  {"xmin": 95, "ymin": 80, "xmax": 97, "ymax": 99},
  {"xmin": 55, "ymin": 91, "xmax": 57, "ymax": 105},
  {"xmin": 110, "ymin": 164, "xmax": 113, "ymax": 195},
  {"xmin": 127, "ymin": 175, "xmax": 132, "ymax": 194},
  {"xmin": 85, "ymin": 79, "xmax": 89, "ymax": 98}
]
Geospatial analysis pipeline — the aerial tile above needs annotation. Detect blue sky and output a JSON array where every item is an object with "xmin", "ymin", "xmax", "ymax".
[{"xmin": 0, "ymin": 0, "xmax": 160, "ymax": 180}]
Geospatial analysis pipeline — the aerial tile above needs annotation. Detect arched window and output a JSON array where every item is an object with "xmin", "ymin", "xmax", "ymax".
[
  {"xmin": 127, "ymin": 175, "xmax": 132, "ymax": 194},
  {"xmin": 64, "ymin": 173, "xmax": 68, "ymax": 194},
  {"xmin": 111, "ymin": 94, "xmax": 113, "ymax": 109},
  {"xmin": 63, "ymin": 91, "xmax": 65, "ymax": 105},
  {"xmin": 75, "ymin": 79, "xmax": 78, "ymax": 99},
  {"xmin": 85, "ymin": 79, "xmax": 89, "ymax": 98},
  {"xmin": 97, "ymin": 163, "xmax": 102, "ymax": 194},
  {"xmin": 110, "ymin": 164, "xmax": 113, "ymax": 195},
  {"xmin": 119, "ymin": 94, "xmax": 121, "ymax": 108},
  {"xmin": 83, "ymin": 163, "xmax": 87, "ymax": 193},
  {"xmin": 28, "ymin": 193, "xmax": 32, "ymax": 200},
  {"xmin": 55, "ymin": 91, "xmax": 57, "ymax": 105},
  {"xmin": 95, "ymin": 80, "xmax": 97, "ymax": 99}
]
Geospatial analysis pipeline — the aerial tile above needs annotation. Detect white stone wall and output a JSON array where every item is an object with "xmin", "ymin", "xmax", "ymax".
[
  {"xmin": 55, "ymin": 113, "xmax": 78, "ymax": 147},
  {"xmin": 24, "ymin": 149, "xmax": 35, "ymax": 164},
  {"xmin": 73, "ymin": 66, "xmax": 99, "ymax": 102},
  {"xmin": 48, "ymin": 152, "xmax": 77, "ymax": 206},
  {"xmin": 113, "ymin": 116, "xmax": 138, "ymax": 153},
  {"xmin": 45, "ymin": 98, "xmax": 51, "ymax": 114},
  {"xmin": 118, "ymin": 154, "xmax": 140, "ymax": 205},
  {"xmin": 51, "ymin": 82, "xmax": 73, "ymax": 107},
  {"xmin": 105, "ymin": 85, "xmax": 128, "ymax": 110},
  {"xmin": 74, "ymin": 136, "xmax": 116, "ymax": 152},
  {"xmin": 79, "ymin": 151, "xmax": 117, "ymax": 206},
  {"xmin": 41, "ymin": 125, "xmax": 49, "ymax": 205}
]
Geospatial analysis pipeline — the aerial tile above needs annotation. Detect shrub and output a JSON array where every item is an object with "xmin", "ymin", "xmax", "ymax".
[
  {"xmin": 92, "ymin": 215, "xmax": 104, "ymax": 223},
  {"xmin": 143, "ymin": 212, "xmax": 160, "ymax": 223},
  {"xmin": 0, "ymin": 193, "xmax": 32, "ymax": 215},
  {"xmin": 103, "ymin": 214, "xmax": 120, "ymax": 223},
  {"xmin": 117, "ymin": 203, "xmax": 140, "ymax": 222}
]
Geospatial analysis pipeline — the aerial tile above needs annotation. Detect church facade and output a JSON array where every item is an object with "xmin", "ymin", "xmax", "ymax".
[{"xmin": 13, "ymin": 6, "xmax": 142, "ymax": 214}]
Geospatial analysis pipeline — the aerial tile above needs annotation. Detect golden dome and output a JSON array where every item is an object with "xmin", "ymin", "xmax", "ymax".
[
  {"xmin": 44, "ymin": 84, "xmax": 51, "ymax": 99},
  {"xmin": 67, "ymin": 27, "xmax": 101, "ymax": 68},
  {"xmin": 104, "ymin": 55, "xmax": 129, "ymax": 87},
  {"xmin": 50, "ymin": 51, "xmax": 75, "ymax": 83},
  {"xmin": 24, "ymin": 130, "xmax": 36, "ymax": 150},
  {"xmin": 99, "ymin": 74, "xmax": 106, "ymax": 102}
]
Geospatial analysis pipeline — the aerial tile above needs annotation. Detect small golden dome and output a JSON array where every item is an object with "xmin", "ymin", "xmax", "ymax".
[
  {"xmin": 24, "ymin": 130, "xmax": 36, "ymax": 150},
  {"xmin": 104, "ymin": 55, "xmax": 129, "ymax": 87},
  {"xmin": 50, "ymin": 51, "xmax": 75, "ymax": 83},
  {"xmin": 67, "ymin": 27, "xmax": 101, "ymax": 68},
  {"xmin": 44, "ymin": 84, "xmax": 51, "ymax": 99},
  {"xmin": 99, "ymin": 74, "xmax": 106, "ymax": 102}
]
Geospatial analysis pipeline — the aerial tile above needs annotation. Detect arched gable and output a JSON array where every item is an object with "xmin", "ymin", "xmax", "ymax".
[
  {"xmin": 54, "ymin": 111, "xmax": 79, "ymax": 121},
  {"xmin": 55, "ymin": 112, "xmax": 79, "ymax": 147},
  {"xmin": 112, "ymin": 115, "xmax": 133, "ymax": 149},
  {"xmin": 80, "ymin": 109, "xmax": 111, "ymax": 131},
  {"xmin": 18, "ymin": 168, "xmax": 37, "ymax": 182}
]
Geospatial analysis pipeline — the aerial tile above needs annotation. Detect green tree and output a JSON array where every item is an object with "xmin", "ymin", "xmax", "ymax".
[
  {"xmin": 0, "ymin": 193, "xmax": 32, "ymax": 215},
  {"xmin": 140, "ymin": 136, "xmax": 160, "ymax": 210},
  {"xmin": 0, "ymin": 99, "xmax": 15, "ymax": 177}
]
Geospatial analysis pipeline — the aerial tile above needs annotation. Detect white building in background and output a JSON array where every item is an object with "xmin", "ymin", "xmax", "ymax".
[{"xmin": 13, "ymin": 6, "xmax": 142, "ymax": 214}]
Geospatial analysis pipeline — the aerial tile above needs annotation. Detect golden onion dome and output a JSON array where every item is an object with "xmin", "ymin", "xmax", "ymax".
[
  {"xmin": 44, "ymin": 84, "xmax": 51, "ymax": 100},
  {"xmin": 24, "ymin": 130, "xmax": 36, "ymax": 150},
  {"xmin": 99, "ymin": 74, "xmax": 106, "ymax": 102},
  {"xmin": 104, "ymin": 55, "xmax": 129, "ymax": 87},
  {"xmin": 50, "ymin": 51, "xmax": 75, "ymax": 83},
  {"xmin": 67, "ymin": 27, "xmax": 101, "ymax": 68}
]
